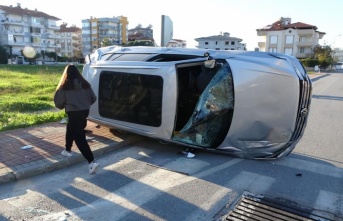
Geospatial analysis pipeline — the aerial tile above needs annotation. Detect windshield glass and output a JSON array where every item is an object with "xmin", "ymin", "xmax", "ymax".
[{"xmin": 172, "ymin": 61, "xmax": 234, "ymax": 148}]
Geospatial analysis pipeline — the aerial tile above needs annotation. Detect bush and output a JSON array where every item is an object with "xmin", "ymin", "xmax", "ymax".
[{"xmin": 300, "ymin": 58, "xmax": 318, "ymax": 67}]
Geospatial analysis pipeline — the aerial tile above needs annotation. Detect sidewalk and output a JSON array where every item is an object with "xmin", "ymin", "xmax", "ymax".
[{"xmin": 0, "ymin": 121, "xmax": 144, "ymax": 184}]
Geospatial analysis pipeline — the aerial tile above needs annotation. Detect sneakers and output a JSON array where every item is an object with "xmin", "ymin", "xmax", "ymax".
[
  {"xmin": 61, "ymin": 150, "xmax": 73, "ymax": 157},
  {"xmin": 60, "ymin": 118, "xmax": 68, "ymax": 124},
  {"xmin": 89, "ymin": 161, "xmax": 99, "ymax": 174}
]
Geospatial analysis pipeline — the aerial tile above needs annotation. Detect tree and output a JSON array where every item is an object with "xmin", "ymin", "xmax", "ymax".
[
  {"xmin": 312, "ymin": 45, "xmax": 335, "ymax": 68},
  {"xmin": 101, "ymin": 38, "xmax": 112, "ymax": 47},
  {"xmin": 127, "ymin": 40, "xmax": 155, "ymax": 46},
  {"xmin": 0, "ymin": 46, "xmax": 8, "ymax": 64}
]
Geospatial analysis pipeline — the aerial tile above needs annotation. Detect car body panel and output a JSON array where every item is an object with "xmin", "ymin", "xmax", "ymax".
[
  {"xmin": 220, "ymin": 58, "xmax": 299, "ymax": 158},
  {"xmin": 82, "ymin": 46, "xmax": 312, "ymax": 159}
]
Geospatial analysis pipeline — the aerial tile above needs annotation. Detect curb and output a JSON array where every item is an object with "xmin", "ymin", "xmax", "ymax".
[{"xmin": 0, "ymin": 134, "xmax": 145, "ymax": 184}]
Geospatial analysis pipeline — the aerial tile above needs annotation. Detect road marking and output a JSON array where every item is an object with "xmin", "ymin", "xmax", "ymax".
[{"xmin": 314, "ymin": 190, "xmax": 343, "ymax": 217}]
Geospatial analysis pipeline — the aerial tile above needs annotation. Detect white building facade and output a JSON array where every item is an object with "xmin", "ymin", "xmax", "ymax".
[
  {"xmin": 256, "ymin": 17, "xmax": 325, "ymax": 58},
  {"xmin": 167, "ymin": 39, "xmax": 187, "ymax": 48},
  {"xmin": 195, "ymin": 32, "xmax": 246, "ymax": 50},
  {"xmin": 0, "ymin": 3, "xmax": 61, "ymax": 58}
]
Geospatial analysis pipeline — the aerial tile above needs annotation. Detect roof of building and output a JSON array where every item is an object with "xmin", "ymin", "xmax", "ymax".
[
  {"xmin": 195, "ymin": 35, "xmax": 242, "ymax": 42},
  {"xmin": 60, "ymin": 24, "xmax": 81, "ymax": 33},
  {"xmin": 257, "ymin": 19, "xmax": 320, "ymax": 31},
  {"xmin": 0, "ymin": 4, "xmax": 60, "ymax": 20}
]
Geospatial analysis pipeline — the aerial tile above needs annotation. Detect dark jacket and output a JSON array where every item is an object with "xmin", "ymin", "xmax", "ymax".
[{"xmin": 54, "ymin": 80, "xmax": 97, "ymax": 112}]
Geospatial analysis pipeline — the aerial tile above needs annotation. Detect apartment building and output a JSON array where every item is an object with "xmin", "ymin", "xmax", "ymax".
[
  {"xmin": 0, "ymin": 3, "xmax": 61, "ymax": 58},
  {"xmin": 256, "ymin": 17, "xmax": 325, "ymax": 58},
  {"xmin": 59, "ymin": 23, "xmax": 82, "ymax": 59},
  {"xmin": 81, "ymin": 16, "xmax": 128, "ymax": 56},
  {"xmin": 195, "ymin": 32, "xmax": 246, "ymax": 50},
  {"xmin": 128, "ymin": 24, "xmax": 154, "ymax": 43},
  {"xmin": 167, "ymin": 39, "xmax": 187, "ymax": 48}
]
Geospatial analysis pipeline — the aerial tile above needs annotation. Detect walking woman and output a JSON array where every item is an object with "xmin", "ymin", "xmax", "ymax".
[{"xmin": 54, "ymin": 64, "xmax": 99, "ymax": 174}]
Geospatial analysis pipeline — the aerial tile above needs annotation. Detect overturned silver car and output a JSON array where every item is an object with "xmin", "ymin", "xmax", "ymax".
[{"xmin": 82, "ymin": 46, "xmax": 312, "ymax": 159}]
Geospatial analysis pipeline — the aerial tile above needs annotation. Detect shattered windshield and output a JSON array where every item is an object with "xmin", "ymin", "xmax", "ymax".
[{"xmin": 172, "ymin": 61, "xmax": 234, "ymax": 148}]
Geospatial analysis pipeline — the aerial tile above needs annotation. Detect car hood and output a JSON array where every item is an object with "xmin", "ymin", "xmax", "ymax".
[{"xmin": 218, "ymin": 57, "xmax": 300, "ymax": 158}]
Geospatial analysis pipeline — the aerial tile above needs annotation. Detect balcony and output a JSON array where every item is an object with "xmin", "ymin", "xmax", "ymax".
[
  {"xmin": 297, "ymin": 41, "xmax": 314, "ymax": 47},
  {"xmin": 32, "ymin": 42, "xmax": 41, "ymax": 47},
  {"xmin": 256, "ymin": 30, "xmax": 267, "ymax": 36},
  {"xmin": 47, "ymin": 34, "xmax": 59, "ymax": 39},
  {"xmin": 99, "ymin": 33, "xmax": 114, "ymax": 38},
  {"xmin": 3, "ymin": 30, "xmax": 24, "ymax": 36},
  {"xmin": 45, "ymin": 24, "xmax": 60, "ymax": 30},
  {"xmin": 1, "ymin": 18, "xmax": 24, "ymax": 26},
  {"xmin": 30, "ymin": 32, "xmax": 41, "ymax": 36},
  {"xmin": 30, "ymin": 22, "xmax": 43, "ymax": 28},
  {"xmin": 9, "ymin": 41, "xmax": 26, "ymax": 46},
  {"xmin": 295, "ymin": 52, "xmax": 309, "ymax": 58},
  {"xmin": 296, "ymin": 29, "xmax": 314, "ymax": 36}
]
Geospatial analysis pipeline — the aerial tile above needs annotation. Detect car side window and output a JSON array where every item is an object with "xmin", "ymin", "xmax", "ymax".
[{"xmin": 98, "ymin": 71, "xmax": 163, "ymax": 127}]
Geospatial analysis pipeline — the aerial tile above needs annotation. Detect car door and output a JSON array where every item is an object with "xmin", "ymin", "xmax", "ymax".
[{"xmin": 85, "ymin": 60, "xmax": 178, "ymax": 140}]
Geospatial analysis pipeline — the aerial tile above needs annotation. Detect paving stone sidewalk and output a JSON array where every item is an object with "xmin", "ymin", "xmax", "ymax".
[{"xmin": 0, "ymin": 121, "xmax": 143, "ymax": 184}]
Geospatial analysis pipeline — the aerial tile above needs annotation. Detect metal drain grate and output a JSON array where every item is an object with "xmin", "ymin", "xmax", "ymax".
[{"xmin": 225, "ymin": 194, "xmax": 337, "ymax": 221}]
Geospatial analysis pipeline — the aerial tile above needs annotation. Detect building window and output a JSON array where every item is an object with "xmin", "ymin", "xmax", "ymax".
[
  {"xmin": 225, "ymin": 41, "xmax": 229, "ymax": 45},
  {"xmin": 92, "ymin": 29, "xmax": 97, "ymax": 34},
  {"xmin": 284, "ymin": 48, "xmax": 293, "ymax": 56},
  {"xmin": 61, "ymin": 33, "xmax": 65, "ymax": 37},
  {"xmin": 300, "ymin": 47, "xmax": 305, "ymax": 53},
  {"xmin": 231, "ymin": 41, "xmax": 235, "ymax": 45},
  {"xmin": 215, "ymin": 48, "xmax": 220, "ymax": 50},
  {"xmin": 82, "ymin": 22, "xmax": 90, "ymax": 27},
  {"xmin": 268, "ymin": 47, "xmax": 277, "ymax": 53},
  {"xmin": 91, "ymin": 22, "xmax": 97, "ymax": 27},
  {"xmin": 83, "ymin": 30, "xmax": 90, "ymax": 35},
  {"xmin": 285, "ymin": 35, "xmax": 294, "ymax": 44},
  {"xmin": 205, "ymin": 42, "xmax": 208, "ymax": 45},
  {"xmin": 300, "ymin": 36, "xmax": 306, "ymax": 42},
  {"xmin": 216, "ymin": 41, "xmax": 218, "ymax": 45},
  {"xmin": 270, "ymin": 35, "xmax": 277, "ymax": 44}
]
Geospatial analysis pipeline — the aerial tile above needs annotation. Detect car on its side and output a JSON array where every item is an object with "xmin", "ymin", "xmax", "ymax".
[{"xmin": 82, "ymin": 46, "xmax": 312, "ymax": 159}]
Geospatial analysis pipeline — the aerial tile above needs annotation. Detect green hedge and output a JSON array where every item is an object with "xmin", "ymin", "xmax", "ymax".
[{"xmin": 300, "ymin": 58, "xmax": 318, "ymax": 67}]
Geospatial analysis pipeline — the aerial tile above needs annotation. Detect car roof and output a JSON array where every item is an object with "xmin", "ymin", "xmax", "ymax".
[{"xmin": 91, "ymin": 46, "xmax": 289, "ymax": 61}]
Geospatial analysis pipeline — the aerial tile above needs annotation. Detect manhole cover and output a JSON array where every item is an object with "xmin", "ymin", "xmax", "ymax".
[{"xmin": 217, "ymin": 192, "xmax": 341, "ymax": 221}]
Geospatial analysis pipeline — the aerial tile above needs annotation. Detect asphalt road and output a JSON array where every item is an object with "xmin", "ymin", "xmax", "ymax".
[{"xmin": 0, "ymin": 71, "xmax": 342, "ymax": 221}]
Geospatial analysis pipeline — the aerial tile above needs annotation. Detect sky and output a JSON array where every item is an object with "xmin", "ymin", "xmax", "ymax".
[{"xmin": 2, "ymin": 0, "xmax": 343, "ymax": 51}]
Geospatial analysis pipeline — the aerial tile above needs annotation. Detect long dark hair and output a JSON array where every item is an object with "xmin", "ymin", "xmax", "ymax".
[{"xmin": 56, "ymin": 64, "xmax": 91, "ymax": 90}]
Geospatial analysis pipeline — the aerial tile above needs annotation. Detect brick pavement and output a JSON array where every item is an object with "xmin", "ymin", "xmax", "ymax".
[{"xmin": 0, "ymin": 121, "xmax": 144, "ymax": 184}]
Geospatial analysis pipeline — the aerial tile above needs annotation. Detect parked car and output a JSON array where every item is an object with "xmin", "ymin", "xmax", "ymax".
[{"xmin": 82, "ymin": 46, "xmax": 312, "ymax": 159}]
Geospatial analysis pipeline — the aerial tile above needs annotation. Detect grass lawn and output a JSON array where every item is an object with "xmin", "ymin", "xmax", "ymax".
[{"xmin": 0, "ymin": 64, "xmax": 83, "ymax": 132}]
